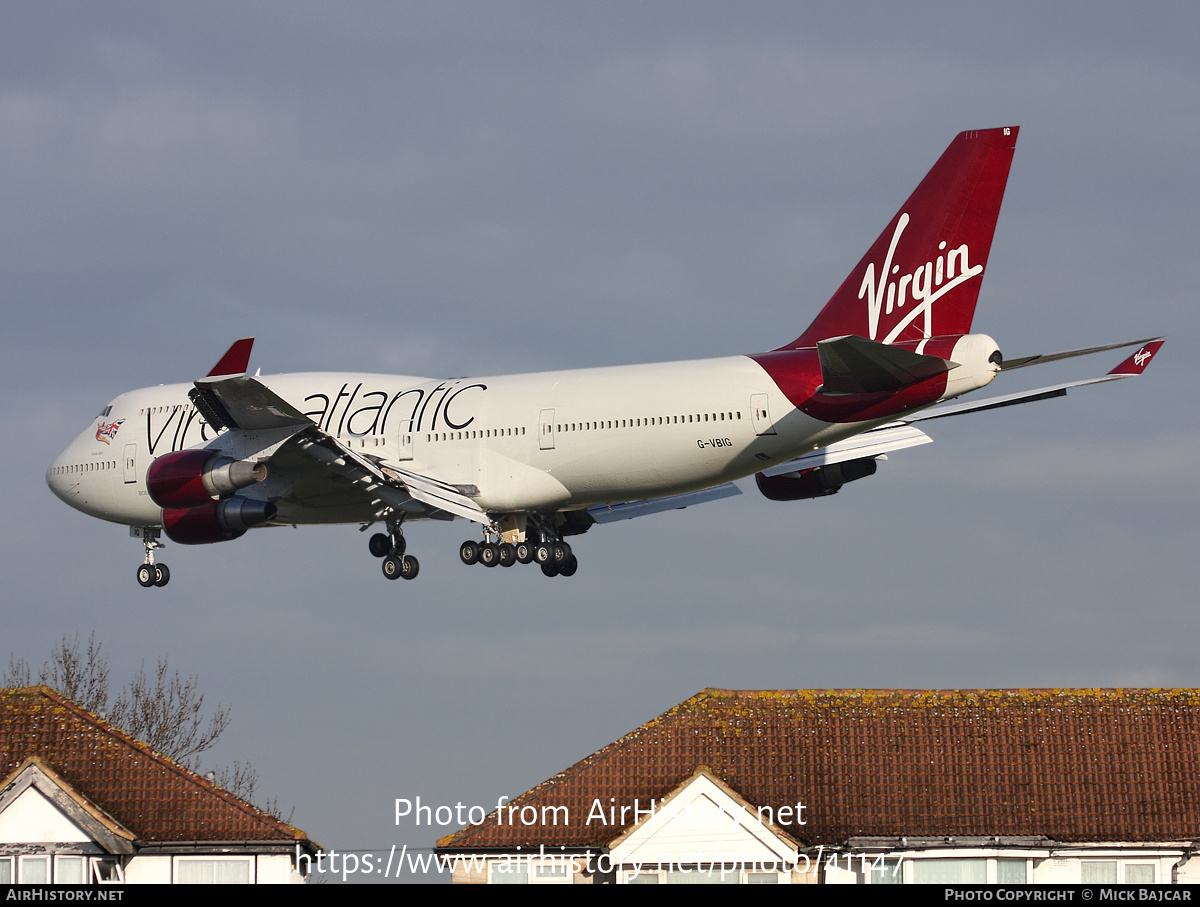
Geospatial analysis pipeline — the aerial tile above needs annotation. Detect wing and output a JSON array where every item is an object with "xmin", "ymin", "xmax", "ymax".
[{"xmin": 193, "ymin": 346, "xmax": 478, "ymax": 525}]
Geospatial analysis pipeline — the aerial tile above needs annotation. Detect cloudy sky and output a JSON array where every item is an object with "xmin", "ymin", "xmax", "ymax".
[{"xmin": 3, "ymin": 2, "xmax": 1197, "ymax": 881}]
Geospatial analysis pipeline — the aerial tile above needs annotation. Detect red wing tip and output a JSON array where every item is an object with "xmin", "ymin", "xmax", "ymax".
[
  {"xmin": 1108, "ymin": 338, "xmax": 1164, "ymax": 376},
  {"xmin": 207, "ymin": 338, "xmax": 255, "ymax": 377}
]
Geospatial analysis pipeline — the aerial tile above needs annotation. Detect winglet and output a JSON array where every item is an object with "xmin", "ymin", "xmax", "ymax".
[
  {"xmin": 207, "ymin": 338, "xmax": 255, "ymax": 377},
  {"xmin": 1108, "ymin": 339, "xmax": 1164, "ymax": 376}
]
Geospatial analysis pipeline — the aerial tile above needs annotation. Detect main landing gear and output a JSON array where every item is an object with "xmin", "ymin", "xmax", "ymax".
[
  {"xmin": 367, "ymin": 519, "xmax": 419, "ymax": 581},
  {"xmin": 133, "ymin": 527, "xmax": 170, "ymax": 588},
  {"xmin": 459, "ymin": 527, "xmax": 578, "ymax": 578}
]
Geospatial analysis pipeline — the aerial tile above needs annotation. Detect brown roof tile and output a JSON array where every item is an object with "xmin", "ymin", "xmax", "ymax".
[
  {"xmin": 437, "ymin": 688, "xmax": 1200, "ymax": 850},
  {"xmin": 1, "ymin": 686, "xmax": 309, "ymax": 845}
]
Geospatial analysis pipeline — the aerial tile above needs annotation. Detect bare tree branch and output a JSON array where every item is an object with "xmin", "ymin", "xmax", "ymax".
[
  {"xmin": 40, "ymin": 633, "xmax": 110, "ymax": 715},
  {"xmin": 110, "ymin": 658, "xmax": 231, "ymax": 762},
  {"xmin": 2, "ymin": 655, "xmax": 32, "ymax": 688},
  {"xmin": 214, "ymin": 759, "xmax": 260, "ymax": 802},
  {"xmin": 208, "ymin": 760, "xmax": 294, "ymax": 822},
  {"xmin": 5, "ymin": 635, "xmax": 287, "ymax": 818}
]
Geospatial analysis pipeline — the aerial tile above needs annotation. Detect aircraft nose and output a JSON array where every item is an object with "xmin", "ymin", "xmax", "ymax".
[
  {"xmin": 46, "ymin": 446, "xmax": 74, "ymax": 505},
  {"xmin": 46, "ymin": 429, "xmax": 98, "ymax": 510}
]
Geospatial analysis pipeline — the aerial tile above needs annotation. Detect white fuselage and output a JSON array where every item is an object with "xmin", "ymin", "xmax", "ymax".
[{"xmin": 47, "ymin": 340, "xmax": 1000, "ymax": 530}]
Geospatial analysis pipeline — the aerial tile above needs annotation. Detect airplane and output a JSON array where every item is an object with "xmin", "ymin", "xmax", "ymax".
[{"xmin": 46, "ymin": 126, "xmax": 1163, "ymax": 587}]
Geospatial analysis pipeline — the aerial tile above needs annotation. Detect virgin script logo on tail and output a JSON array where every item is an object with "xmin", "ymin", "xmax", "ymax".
[
  {"xmin": 859, "ymin": 213, "xmax": 983, "ymax": 346},
  {"xmin": 1134, "ymin": 347, "xmax": 1153, "ymax": 367}
]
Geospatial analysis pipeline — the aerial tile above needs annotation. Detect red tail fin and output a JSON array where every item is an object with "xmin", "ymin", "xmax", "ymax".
[{"xmin": 785, "ymin": 127, "xmax": 1019, "ymax": 350}]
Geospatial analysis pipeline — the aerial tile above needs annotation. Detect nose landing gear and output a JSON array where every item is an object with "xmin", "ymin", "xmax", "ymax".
[{"xmin": 133, "ymin": 527, "xmax": 170, "ymax": 588}]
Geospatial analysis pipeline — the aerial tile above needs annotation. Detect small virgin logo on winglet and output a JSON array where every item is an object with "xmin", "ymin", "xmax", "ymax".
[{"xmin": 1134, "ymin": 347, "xmax": 1153, "ymax": 367}]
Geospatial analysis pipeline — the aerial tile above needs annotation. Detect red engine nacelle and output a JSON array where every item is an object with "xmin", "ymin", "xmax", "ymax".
[
  {"xmin": 147, "ymin": 449, "xmax": 267, "ymax": 509},
  {"xmin": 755, "ymin": 457, "xmax": 877, "ymax": 502},
  {"xmin": 162, "ymin": 497, "xmax": 277, "ymax": 545}
]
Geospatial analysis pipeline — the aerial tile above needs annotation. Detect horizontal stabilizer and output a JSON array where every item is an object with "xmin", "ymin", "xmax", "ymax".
[
  {"xmin": 588, "ymin": 483, "xmax": 741, "ymax": 524},
  {"xmin": 817, "ymin": 335, "xmax": 954, "ymax": 395},
  {"xmin": 760, "ymin": 425, "xmax": 932, "ymax": 478},
  {"xmin": 898, "ymin": 339, "xmax": 1164, "ymax": 423},
  {"xmin": 1000, "ymin": 336, "xmax": 1161, "ymax": 371}
]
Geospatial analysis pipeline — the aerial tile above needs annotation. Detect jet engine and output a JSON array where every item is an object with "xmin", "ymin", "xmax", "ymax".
[
  {"xmin": 755, "ymin": 456, "xmax": 877, "ymax": 501},
  {"xmin": 147, "ymin": 449, "xmax": 267, "ymax": 509},
  {"xmin": 161, "ymin": 497, "xmax": 277, "ymax": 545}
]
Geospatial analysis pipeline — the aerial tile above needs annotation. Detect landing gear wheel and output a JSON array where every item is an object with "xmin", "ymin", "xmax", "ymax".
[
  {"xmin": 515, "ymin": 542, "xmax": 534, "ymax": 564},
  {"xmin": 553, "ymin": 541, "xmax": 572, "ymax": 564},
  {"xmin": 540, "ymin": 560, "xmax": 560, "ymax": 577},
  {"xmin": 369, "ymin": 533, "xmax": 391, "ymax": 558},
  {"xmin": 137, "ymin": 564, "xmax": 156, "ymax": 587},
  {"xmin": 400, "ymin": 555, "xmax": 420, "ymax": 580},
  {"xmin": 498, "ymin": 543, "xmax": 516, "ymax": 567},
  {"xmin": 382, "ymin": 555, "xmax": 403, "ymax": 580},
  {"xmin": 558, "ymin": 555, "xmax": 578, "ymax": 577},
  {"xmin": 459, "ymin": 541, "xmax": 480, "ymax": 565},
  {"xmin": 153, "ymin": 564, "xmax": 171, "ymax": 587},
  {"xmin": 534, "ymin": 543, "xmax": 554, "ymax": 565},
  {"xmin": 480, "ymin": 543, "xmax": 499, "ymax": 567}
]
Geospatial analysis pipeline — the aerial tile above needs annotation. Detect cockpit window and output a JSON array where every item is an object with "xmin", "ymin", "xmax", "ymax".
[{"xmin": 99, "ymin": 405, "xmax": 112, "ymax": 417}]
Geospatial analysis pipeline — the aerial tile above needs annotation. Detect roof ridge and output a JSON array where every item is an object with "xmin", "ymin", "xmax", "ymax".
[{"xmin": 701, "ymin": 687, "xmax": 1188, "ymax": 695}]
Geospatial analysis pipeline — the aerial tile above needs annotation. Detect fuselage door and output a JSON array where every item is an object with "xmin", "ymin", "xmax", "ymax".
[
  {"xmin": 395, "ymin": 419, "xmax": 414, "ymax": 461},
  {"xmin": 750, "ymin": 394, "xmax": 777, "ymax": 436},
  {"xmin": 122, "ymin": 443, "xmax": 137, "ymax": 484},
  {"xmin": 538, "ymin": 409, "xmax": 556, "ymax": 450}
]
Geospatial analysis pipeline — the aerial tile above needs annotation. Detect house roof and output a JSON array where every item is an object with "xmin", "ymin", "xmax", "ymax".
[
  {"xmin": 0, "ymin": 757, "xmax": 137, "ymax": 854},
  {"xmin": 437, "ymin": 688, "xmax": 1200, "ymax": 850},
  {"xmin": 0, "ymin": 686, "xmax": 311, "ymax": 847}
]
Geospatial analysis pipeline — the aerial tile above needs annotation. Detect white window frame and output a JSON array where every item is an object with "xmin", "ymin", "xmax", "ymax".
[
  {"xmin": 620, "ymin": 865, "xmax": 785, "ymax": 884},
  {"xmin": 530, "ymin": 858, "xmax": 572, "ymax": 884},
  {"xmin": 90, "ymin": 856, "xmax": 125, "ymax": 884},
  {"xmin": 487, "ymin": 858, "xmax": 528, "ymax": 884},
  {"xmin": 174, "ymin": 855, "xmax": 253, "ymax": 884},
  {"xmin": 1081, "ymin": 860, "xmax": 1118, "ymax": 884},
  {"xmin": 54, "ymin": 855, "xmax": 85, "ymax": 884},
  {"xmin": 1124, "ymin": 862, "xmax": 1156, "ymax": 884},
  {"xmin": 19, "ymin": 855, "xmax": 49, "ymax": 884},
  {"xmin": 871, "ymin": 852, "xmax": 1034, "ymax": 885}
]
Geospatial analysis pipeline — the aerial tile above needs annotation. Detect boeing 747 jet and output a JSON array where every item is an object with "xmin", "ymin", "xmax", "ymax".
[{"xmin": 47, "ymin": 127, "xmax": 1162, "ymax": 586}]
